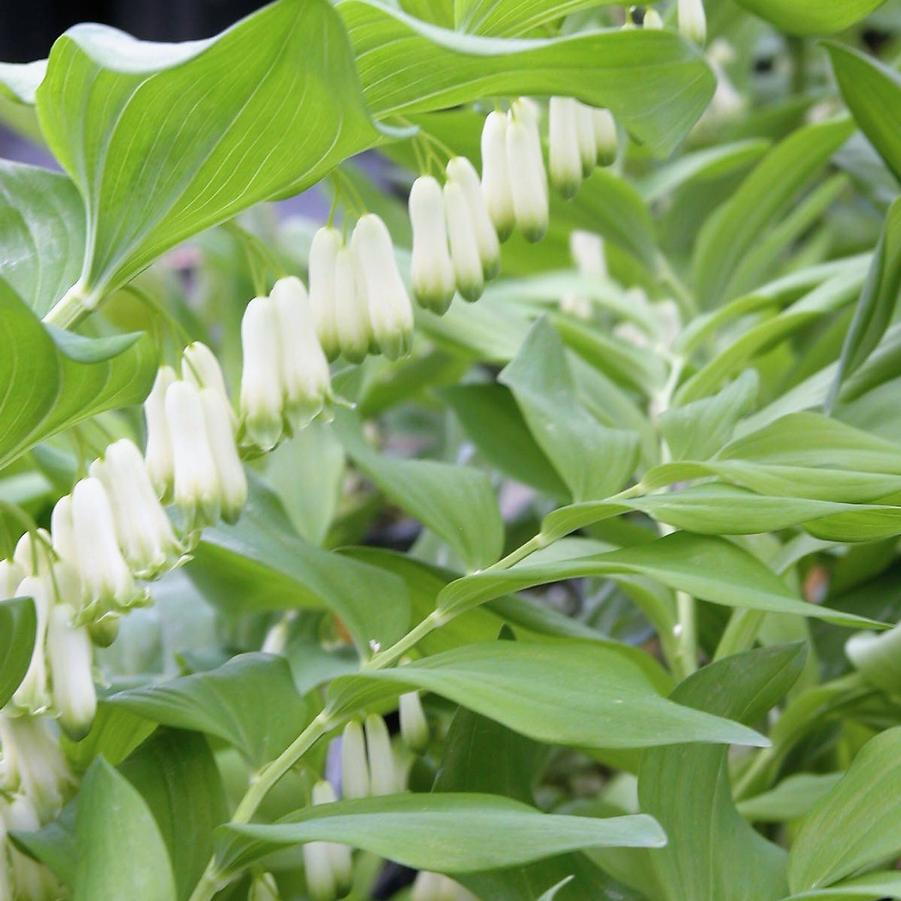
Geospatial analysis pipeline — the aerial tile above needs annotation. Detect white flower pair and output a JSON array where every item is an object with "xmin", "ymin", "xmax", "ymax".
[{"xmin": 548, "ymin": 98, "xmax": 618, "ymax": 198}]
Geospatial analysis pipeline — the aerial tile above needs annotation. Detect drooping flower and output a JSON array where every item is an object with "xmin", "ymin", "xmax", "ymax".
[
  {"xmin": 409, "ymin": 175, "xmax": 456, "ymax": 314},
  {"xmin": 549, "ymin": 97, "xmax": 582, "ymax": 198},
  {"xmin": 446, "ymin": 156, "xmax": 500, "ymax": 279},
  {"xmin": 340, "ymin": 720, "xmax": 370, "ymax": 800},
  {"xmin": 0, "ymin": 792, "xmax": 62, "ymax": 898},
  {"xmin": 678, "ymin": 0, "xmax": 706, "ymax": 44},
  {"xmin": 9, "ymin": 575, "xmax": 51, "ymax": 712},
  {"xmin": 0, "ymin": 713, "xmax": 71, "ymax": 818},
  {"xmin": 364, "ymin": 713, "xmax": 398, "ymax": 796},
  {"xmin": 302, "ymin": 780, "xmax": 353, "ymax": 901},
  {"xmin": 444, "ymin": 179, "xmax": 485, "ymax": 303},
  {"xmin": 143, "ymin": 365, "xmax": 177, "ymax": 499},
  {"xmin": 46, "ymin": 603, "xmax": 96, "ymax": 740},
  {"xmin": 644, "ymin": 8, "xmax": 664, "ymax": 28},
  {"xmin": 480, "ymin": 110, "xmax": 516, "ymax": 242},
  {"xmin": 592, "ymin": 108, "xmax": 618, "ymax": 166},
  {"xmin": 199, "ymin": 387, "xmax": 247, "ymax": 524},
  {"xmin": 182, "ymin": 341, "xmax": 232, "ymax": 411},
  {"xmin": 308, "ymin": 227, "xmax": 343, "ymax": 361},
  {"xmin": 574, "ymin": 102, "xmax": 598, "ymax": 178},
  {"xmin": 0, "ymin": 559, "xmax": 24, "ymax": 598},
  {"xmin": 506, "ymin": 99, "xmax": 548, "ymax": 243},
  {"xmin": 240, "ymin": 296, "xmax": 284, "ymax": 451},
  {"xmin": 334, "ymin": 246, "xmax": 372, "ymax": 364},
  {"xmin": 399, "ymin": 690, "xmax": 429, "ymax": 753}
]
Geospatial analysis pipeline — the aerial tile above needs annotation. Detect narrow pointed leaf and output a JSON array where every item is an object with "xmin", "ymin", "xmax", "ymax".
[{"xmin": 0, "ymin": 597, "xmax": 36, "ymax": 709}]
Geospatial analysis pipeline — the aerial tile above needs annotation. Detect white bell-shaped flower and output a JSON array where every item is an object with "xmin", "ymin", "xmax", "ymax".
[
  {"xmin": 592, "ymin": 108, "xmax": 618, "ymax": 166},
  {"xmin": 364, "ymin": 713, "xmax": 398, "ymax": 796},
  {"xmin": 301, "ymin": 780, "xmax": 353, "ymax": 901},
  {"xmin": 334, "ymin": 247, "xmax": 372, "ymax": 363},
  {"xmin": 0, "ymin": 713, "xmax": 71, "ymax": 818},
  {"xmin": 166, "ymin": 380, "xmax": 221, "ymax": 528},
  {"xmin": 90, "ymin": 439, "xmax": 181, "ymax": 578},
  {"xmin": 309, "ymin": 227, "xmax": 343, "ymax": 361},
  {"xmin": 13, "ymin": 530, "xmax": 52, "ymax": 578},
  {"xmin": 182, "ymin": 341, "xmax": 236, "ymax": 427},
  {"xmin": 480, "ymin": 111, "xmax": 516, "ymax": 241},
  {"xmin": 144, "ymin": 365, "xmax": 177, "ymax": 499},
  {"xmin": 678, "ymin": 0, "xmax": 706, "ymax": 43},
  {"xmin": 444, "ymin": 179, "xmax": 484, "ymax": 303},
  {"xmin": 0, "ymin": 558, "xmax": 24, "ymax": 598},
  {"xmin": 549, "ymin": 97, "xmax": 582, "ymax": 198},
  {"xmin": 575, "ymin": 103, "xmax": 598, "ymax": 178},
  {"xmin": 71, "ymin": 477, "xmax": 137, "ymax": 613},
  {"xmin": 271, "ymin": 276, "xmax": 333, "ymax": 428},
  {"xmin": 10, "ymin": 574, "xmax": 51, "ymax": 712},
  {"xmin": 46, "ymin": 602, "xmax": 96, "ymax": 740},
  {"xmin": 644, "ymin": 8, "xmax": 664, "ymax": 27},
  {"xmin": 340, "ymin": 719, "xmax": 370, "ymax": 800},
  {"xmin": 240, "ymin": 296, "xmax": 285, "ymax": 451},
  {"xmin": 570, "ymin": 230, "xmax": 607, "ymax": 278},
  {"xmin": 399, "ymin": 690, "xmax": 429, "ymax": 753},
  {"xmin": 200, "ymin": 388, "xmax": 247, "ymax": 524},
  {"xmin": 50, "ymin": 495, "xmax": 78, "ymax": 566},
  {"xmin": 409, "ymin": 176, "xmax": 456, "ymax": 315},
  {"xmin": 506, "ymin": 99, "xmax": 549, "ymax": 243},
  {"xmin": 351, "ymin": 214, "xmax": 414, "ymax": 361},
  {"xmin": 446, "ymin": 156, "xmax": 500, "ymax": 279}
]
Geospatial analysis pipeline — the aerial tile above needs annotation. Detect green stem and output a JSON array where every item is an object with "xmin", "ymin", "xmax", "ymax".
[
  {"xmin": 714, "ymin": 608, "xmax": 765, "ymax": 661},
  {"xmin": 43, "ymin": 281, "xmax": 98, "ymax": 330}
]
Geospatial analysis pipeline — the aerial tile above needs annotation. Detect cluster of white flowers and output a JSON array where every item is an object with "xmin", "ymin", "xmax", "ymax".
[
  {"xmin": 304, "ymin": 217, "xmax": 414, "ymax": 370},
  {"xmin": 301, "ymin": 779, "xmax": 354, "ymax": 901},
  {"xmin": 340, "ymin": 714, "xmax": 405, "ymax": 799},
  {"xmin": 548, "ymin": 97, "xmax": 618, "ymax": 199}
]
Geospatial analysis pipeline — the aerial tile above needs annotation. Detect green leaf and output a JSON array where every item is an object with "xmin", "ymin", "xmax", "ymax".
[
  {"xmin": 737, "ymin": 773, "xmax": 843, "ymax": 823},
  {"xmin": 332, "ymin": 409, "xmax": 504, "ymax": 571},
  {"xmin": 10, "ymin": 801, "xmax": 78, "ymax": 886},
  {"xmin": 692, "ymin": 117, "xmax": 854, "ymax": 307},
  {"xmin": 785, "ymin": 871, "xmax": 901, "ymax": 899},
  {"xmin": 827, "ymin": 198, "xmax": 901, "ymax": 410},
  {"xmin": 108, "ymin": 653, "xmax": 312, "ymax": 767},
  {"xmin": 119, "ymin": 730, "xmax": 228, "ymax": 901},
  {"xmin": 62, "ymin": 701, "xmax": 157, "ymax": 772},
  {"xmin": 437, "ymin": 532, "xmax": 881, "ymax": 629},
  {"xmin": 0, "ymin": 597, "xmax": 35, "ymax": 709},
  {"xmin": 73, "ymin": 758, "xmax": 176, "ymax": 901},
  {"xmin": 36, "ymin": 0, "xmax": 381, "ymax": 301},
  {"xmin": 455, "ymin": 0, "xmax": 617, "ymax": 36},
  {"xmin": 825, "ymin": 42, "xmax": 901, "ymax": 183},
  {"xmin": 733, "ymin": 0, "xmax": 887, "ymax": 35},
  {"xmin": 0, "ymin": 60, "xmax": 46, "ymax": 104},
  {"xmin": 218, "ymin": 793, "xmax": 666, "ymax": 874},
  {"xmin": 500, "ymin": 319, "xmax": 639, "ymax": 502},
  {"xmin": 0, "ymin": 160, "xmax": 85, "ymax": 315},
  {"xmin": 0, "ymin": 282, "xmax": 156, "ymax": 471},
  {"xmin": 846, "ymin": 620, "xmax": 901, "ymax": 694},
  {"xmin": 190, "ymin": 476, "xmax": 410, "ymax": 654},
  {"xmin": 789, "ymin": 727, "xmax": 901, "ymax": 893},
  {"xmin": 328, "ymin": 640, "xmax": 768, "ymax": 748},
  {"xmin": 637, "ymin": 645, "xmax": 805, "ymax": 901},
  {"xmin": 338, "ymin": 0, "xmax": 715, "ymax": 156}
]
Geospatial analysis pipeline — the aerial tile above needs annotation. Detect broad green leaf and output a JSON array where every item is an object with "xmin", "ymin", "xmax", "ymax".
[
  {"xmin": 789, "ymin": 727, "xmax": 901, "ymax": 892},
  {"xmin": 437, "ymin": 532, "xmax": 881, "ymax": 629},
  {"xmin": 456, "ymin": 0, "xmax": 616, "ymax": 36},
  {"xmin": 328, "ymin": 640, "xmax": 768, "ymax": 748},
  {"xmin": 500, "ymin": 319, "xmax": 639, "ymax": 502},
  {"xmin": 827, "ymin": 197, "xmax": 901, "ymax": 410},
  {"xmin": 62, "ymin": 701, "xmax": 157, "ymax": 772},
  {"xmin": 119, "ymin": 730, "xmax": 228, "ymax": 901},
  {"xmin": 0, "ymin": 283, "xmax": 156, "ymax": 471},
  {"xmin": 693, "ymin": 118, "xmax": 854, "ymax": 307},
  {"xmin": 637, "ymin": 645, "xmax": 805, "ymax": 901},
  {"xmin": 332, "ymin": 409, "xmax": 504, "ymax": 571},
  {"xmin": 733, "ymin": 0, "xmax": 887, "ymax": 35},
  {"xmin": 0, "ymin": 597, "xmax": 35, "ymax": 708},
  {"xmin": 0, "ymin": 160, "xmax": 85, "ymax": 315},
  {"xmin": 108, "ymin": 653, "xmax": 312, "ymax": 767},
  {"xmin": 737, "ymin": 773, "xmax": 843, "ymax": 823},
  {"xmin": 190, "ymin": 476, "xmax": 410, "ymax": 654},
  {"xmin": 0, "ymin": 60, "xmax": 46, "ymax": 104},
  {"xmin": 785, "ymin": 872, "xmax": 901, "ymax": 899},
  {"xmin": 825, "ymin": 43, "xmax": 901, "ymax": 184},
  {"xmin": 443, "ymin": 384, "xmax": 570, "ymax": 498},
  {"xmin": 218, "ymin": 793, "xmax": 666, "ymax": 875},
  {"xmin": 36, "ymin": 0, "xmax": 381, "ymax": 301},
  {"xmin": 9, "ymin": 801, "xmax": 77, "ymax": 886},
  {"xmin": 846, "ymin": 620, "xmax": 901, "ymax": 694},
  {"xmin": 73, "ymin": 758, "xmax": 176, "ymax": 901},
  {"xmin": 339, "ymin": 0, "xmax": 715, "ymax": 156}
]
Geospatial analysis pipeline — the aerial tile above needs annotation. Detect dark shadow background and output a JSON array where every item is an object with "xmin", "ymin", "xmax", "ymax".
[{"xmin": 0, "ymin": 1, "xmax": 268, "ymax": 62}]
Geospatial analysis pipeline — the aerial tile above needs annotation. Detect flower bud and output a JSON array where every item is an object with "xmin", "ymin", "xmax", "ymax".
[
  {"xmin": 364, "ymin": 713, "xmax": 397, "ymax": 796},
  {"xmin": 575, "ymin": 103, "xmax": 598, "ymax": 178},
  {"xmin": 549, "ymin": 97, "xmax": 582, "ymax": 198},
  {"xmin": 444, "ymin": 180, "xmax": 484, "ymax": 303},
  {"xmin": 340, "ymin": 720, "xmax": 370, "ymax": 799},
  {"xmin": 309, "ymin": 227, "xmax": 343, "ymax": 361},
  {"xmin": 334, "ymin": 247, "xmax": 371, "ymax": 364},
  {"xmin": 240, "ymin": 296, "xmax": 284, "ymax": 451},
  {"xmin": 592, "ymin": 108, "xmax": 618, "ymax": 166},
  {"xmin": 271, "ymin": 276, "xmax": 333, "ymax": 428},
  {"xmin": 446, "ymin": 157, "xmax": 500, "ymax": 279},
  {"xmin": 144, "ymin": 366, "xmax": 177, "ymax": 499},
  {"xmin": 0, "ymin": 558, "xmax": 24, "ymax": 598},
  {"xmin": 678, "ymin": 0, "xmax": 706, "ymax": 44},
  {"xmin": 644, "ymin": 8, "xmax": 664, "ymax": 28},
  {"xmin": 249, "ymin": 872, "xmax": 281, "ymax": 901},
  {"xmin": 71, "ymin": 477, "xmax": 137, "ymax": 613},
  {"xmin": 480, "ymin": 111, "xmax": 516, "ymax": 242},
  {"xmin": 409, "ymin": 176, "xmax": 456, "ymax": 315},
  {"xmin": 90, "ymin": 439, "xmax": 180, "ymax": 578},
  {"xmin": 47, "ymin": 602, "xmax": 96, "ymax": 740},
  {"xmin": 89, "ymin": 614, "xmax": 120, "ymax": 648},
  {"xmin": 399, "ymin": 691, "xmax": 429, "ymax": 753},
  {"xmin": 10, "ymin": 575, "xmax": 51, "ymax": 712},
  {"xmin": 506, "ymin": 101, "xmax": 548, "ymax": 243},
  {"xmin": 0, "ymin": 713, "xmax": 71, "ymax": 818},
  {"xmin": 165, "ymin": 380, "xmax": 221, "ymax": 529},
  {"xmin": 351, "ymin": 214, "xmax": 414, "ymax": 361},
  {"xmin": 200, "ymin": 388, "xmax": 247, "ymax": 524}
]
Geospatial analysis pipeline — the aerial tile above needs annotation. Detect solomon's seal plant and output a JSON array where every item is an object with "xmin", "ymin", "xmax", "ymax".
[{"xmin": 0, "ymin": 0, "xmax": 900, "ymax": 898}]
